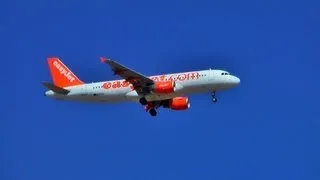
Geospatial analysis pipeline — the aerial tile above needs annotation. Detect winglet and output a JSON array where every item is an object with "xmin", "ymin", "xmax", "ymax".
[{"xmin": 100, "ymin": 57, "xmax": 108, "ymax": 63}]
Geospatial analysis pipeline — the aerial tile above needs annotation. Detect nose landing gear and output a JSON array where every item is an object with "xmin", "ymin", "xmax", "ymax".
[{"xmin": 211, "ymin": 91, "xmax": 218, "ymax": 103}]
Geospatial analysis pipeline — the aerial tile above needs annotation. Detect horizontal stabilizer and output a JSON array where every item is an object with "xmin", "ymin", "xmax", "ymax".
[{"xmin": 41, "ymin": 81, "xmax": 70, "ymax": 95}]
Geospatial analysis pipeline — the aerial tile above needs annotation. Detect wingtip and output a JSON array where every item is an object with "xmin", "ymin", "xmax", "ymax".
[
  {"xmin": 100, "ymin": 57, "xmax": 108, "ymax": 63},
  {"xmin": 41, "ymin": 81, "xmax": 50, "ymax": 85}
]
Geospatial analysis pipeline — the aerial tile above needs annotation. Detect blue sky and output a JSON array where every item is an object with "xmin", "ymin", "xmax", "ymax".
[{"xmin": 2, "ymin": 0, "xmax": 320, "ymax": 179}]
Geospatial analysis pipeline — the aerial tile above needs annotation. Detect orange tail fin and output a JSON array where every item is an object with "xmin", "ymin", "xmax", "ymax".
[{"xmin": 47, "ymin": 57, "xmax": 84, "ymax": 87}]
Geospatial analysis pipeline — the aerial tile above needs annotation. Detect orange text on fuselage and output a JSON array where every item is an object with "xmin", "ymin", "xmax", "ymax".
[{"xmin": 102, "ymin": 72, "xmax": 200, "ymax": 90}]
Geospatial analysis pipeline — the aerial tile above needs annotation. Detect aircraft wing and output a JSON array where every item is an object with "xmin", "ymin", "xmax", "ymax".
[{"xmin": 100, "ymin": 57, "xmax": 154, "ymax": 94}]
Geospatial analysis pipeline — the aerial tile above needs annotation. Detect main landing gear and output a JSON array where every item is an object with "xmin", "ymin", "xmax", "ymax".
[
  {"xmin": 211, "ymin": 91, "xmax": 218, "ymax": 103},
  {"xmin": 142, "ymin": 98, "xmax": 159, "ymax": 116},
  {"xmin": 149, "ymin": 108, "xmax": 157, "ymax": 116},
  {"xmin": 139, "ymin": 97, "xmax": 148, "ymax": 105}
]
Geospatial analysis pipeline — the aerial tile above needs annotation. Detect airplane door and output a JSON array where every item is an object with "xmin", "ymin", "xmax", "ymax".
[{"xmin": 208, "ymin": 69, "xmax": 215, "ymax": 81}]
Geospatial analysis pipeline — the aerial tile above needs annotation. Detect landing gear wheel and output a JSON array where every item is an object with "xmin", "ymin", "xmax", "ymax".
[
  {"xmin": 139, "ymin": 97, "xmax": 148, "ymax": 105},
  {"xmin": 212, "ymin": 97, "xmax": 218, "ymax": 103},
  {"xmin": 149, "ymin": 108, "xmax": 157, "ymax": 116},
  {"xmin": 211, "ymin": 91, "xmax": 217, "ymax": 103}
]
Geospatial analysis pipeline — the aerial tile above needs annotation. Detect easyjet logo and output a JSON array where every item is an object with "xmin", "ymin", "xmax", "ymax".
[
  {"xmin": 102, "ymin": 72, "xmax": 200, "ymax": 90},
  {"xmin": 53, "ymin": 61, "xmax": 75, "ymax": 82},
  {"xmin": 150, "ymin": 72, "xmax": 200, "ymax": 82}
]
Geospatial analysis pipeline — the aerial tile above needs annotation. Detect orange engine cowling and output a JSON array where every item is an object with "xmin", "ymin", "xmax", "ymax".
[
  {"xmin": 152, "ymin": 81, "xmax": 176, "ymax": 93},
  {"xmin": 170, "ymin": 97, "xmax": 190, "ymax": 110}
]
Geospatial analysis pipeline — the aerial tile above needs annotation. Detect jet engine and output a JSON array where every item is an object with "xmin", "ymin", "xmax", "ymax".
[
  {"xmin": 169, "ymin": 97, "xmax": 190, "ymax": 110},
  {"xmin": 151, "ymin": 81, "xmax": 176, "ymax": 93}
]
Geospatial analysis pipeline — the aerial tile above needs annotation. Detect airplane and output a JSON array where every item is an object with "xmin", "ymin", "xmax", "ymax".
[{"xmin": 42, "ymin": 57, "xmax": 240, "ymax": 116}]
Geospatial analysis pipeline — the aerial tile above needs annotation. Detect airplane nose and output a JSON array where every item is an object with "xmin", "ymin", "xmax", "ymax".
[
  {"xmin": 234, "ymin": 76, "xmax": 240, "ymax": 84},
  {"xmin": 231, "ymin": 76, "xmax": 240, "ymax": 85}
]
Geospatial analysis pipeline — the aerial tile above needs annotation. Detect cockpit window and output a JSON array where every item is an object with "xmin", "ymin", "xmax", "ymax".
[{"xmin": 221, "ymin": 72, "xmax": 230, "ymax": 75}]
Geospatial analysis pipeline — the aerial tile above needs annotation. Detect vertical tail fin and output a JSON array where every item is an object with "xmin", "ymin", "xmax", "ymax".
[{"xmin": 47, "ymin": 57, "xmax": 84, "ymax": 87}]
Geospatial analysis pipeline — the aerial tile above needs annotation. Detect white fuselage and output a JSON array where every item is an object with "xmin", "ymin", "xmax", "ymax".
[{"xmin": 45, "ymin": 69, "xmax": 240, "ymax": 103}]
